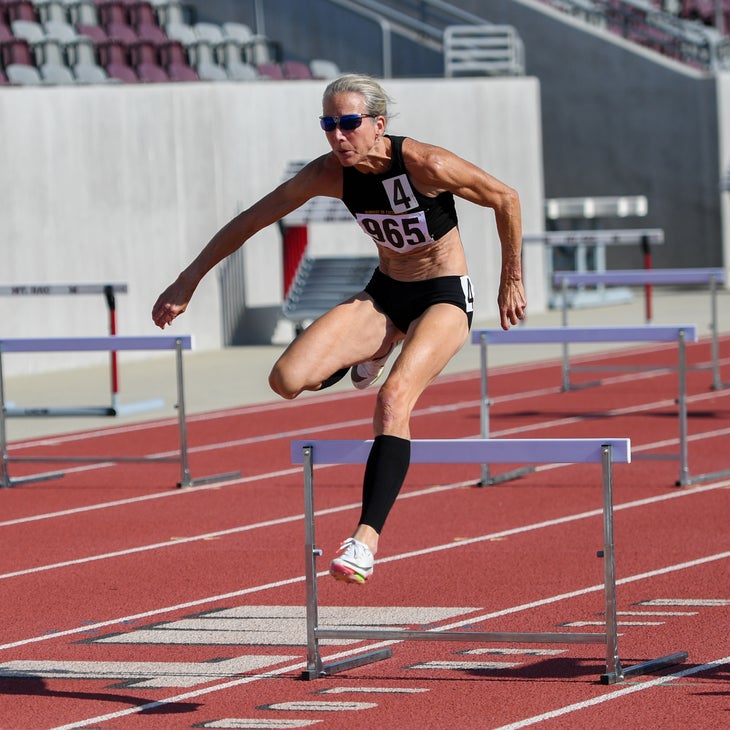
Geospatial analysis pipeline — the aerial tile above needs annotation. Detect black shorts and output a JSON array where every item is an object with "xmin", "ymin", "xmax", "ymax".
[{"xmin": 364, "ymin": 268, "xmax": 475, "ymax": 334}]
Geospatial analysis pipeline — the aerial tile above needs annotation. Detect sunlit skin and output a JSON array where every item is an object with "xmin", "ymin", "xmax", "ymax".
[{"xmin": 152, "ymin": 89, "xmax": 526, "ymax": 555}]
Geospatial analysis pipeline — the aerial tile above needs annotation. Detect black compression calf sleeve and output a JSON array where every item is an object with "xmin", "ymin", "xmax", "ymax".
[
  {"xmin": 359, "ymin": 434, "xmax": 411, "ymax": 534},
  {"xmin": 319, "ymin": 366, "xmax": 349, "ymax": 390}
]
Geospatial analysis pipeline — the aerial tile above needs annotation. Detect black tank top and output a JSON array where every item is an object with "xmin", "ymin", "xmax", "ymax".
[{"xmin": 341, "ymin": 135, "xmax": 458, "ymax": 254}]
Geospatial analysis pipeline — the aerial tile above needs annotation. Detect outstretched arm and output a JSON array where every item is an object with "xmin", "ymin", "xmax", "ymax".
[
  {"xmin": 404, "ymin": 140, "xmax": 526, "ymax": 330},
  {"xmin": 152, "ymin": 155, "xmax": 340, "ymax": 329}
]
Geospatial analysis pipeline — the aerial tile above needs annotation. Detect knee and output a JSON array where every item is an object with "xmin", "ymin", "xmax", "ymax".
[
  {"xmin": 375, "ymin": 377, "xmax": 412, "ymax": 429},
  {"xmin": 268, "ymin": 363, "xmax": 299, "ymax": 400}
]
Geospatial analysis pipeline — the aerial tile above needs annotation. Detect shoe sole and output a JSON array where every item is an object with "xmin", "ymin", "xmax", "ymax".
[{"xmin": 329, "ymin": 562, "xmax": 371, "ymax": 584}]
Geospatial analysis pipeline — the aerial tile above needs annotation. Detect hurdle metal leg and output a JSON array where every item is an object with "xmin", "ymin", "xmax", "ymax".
[
  {"xmin": 709, "ymin": 275, "xmax": 728, "ymax": 391},
  {"xmin": 599, "ymin": 444, "xmax": 688, "ymax": 683},
  {"xmin": 677, "ymin": 329, "xmax": 690, "ymax": 487},
  {"xmin": 175, "ymin": 338, "xmax": 242, "ymax": 489},
  {"xmin": 301, "ymin": 445, "xmax": 393, "ymax": 679},
  {"xmin": 0, "ymin": 347, "xmax": 65, "ymax": 488},
  {"xmin": 478, "ymin": 334, "xmax": 534, "ymax": 486}
]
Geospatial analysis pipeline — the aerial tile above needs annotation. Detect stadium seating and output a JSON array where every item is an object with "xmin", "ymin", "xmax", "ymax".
[
  {"xmin": 5, "ymin": 60, "xmax": 41, "ymax": 81},
  {"xmin": 166, "ymin": 58, "xmax": 196, "ymax": 80},
  {"xmin": 40, "ymin": 58, "xmax": 74, "ymax": 82},
  {"xmin": 105, "ymin": 58, "xmax": 136, "ymax": 81},
  {"xmin": 72, "ymin": 59, "xmax": 113, "ymax": 82},
  {"xmin": 11, "ymin": 18, "xmax": 64, "ymax": 64},
  {"xmin": 136, "ymin": 58, "xmax": 167, "ymax": 81},
  {"xmin": 309, "ymin": 57, "xmax": 340, "ymax": 79},
  {"xmin": 256, "ymin": 61, "xmax": 284, "ymax": 80},
  {"xmin": 4, "ymin": 1, "xmax": 39, "ymax": 24},
  {"xmin": 0, "ymin": 1, "xmax": 340, "ymax": 86},
  {"xmin": 61, "ymin": 0, "xmax": 98, "ymax": 26},
  {"xmin": 225, "ymin": 58, "xmax": 258, "ymax": 80},
  {"xmin": 44, "ymin": 18, "xmax": 95, "ymax": 64}
]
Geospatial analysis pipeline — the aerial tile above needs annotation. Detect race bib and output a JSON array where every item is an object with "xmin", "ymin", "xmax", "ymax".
[{"xmin": 355, "ymin": 211, "xmax": 435, "ymax": 253}]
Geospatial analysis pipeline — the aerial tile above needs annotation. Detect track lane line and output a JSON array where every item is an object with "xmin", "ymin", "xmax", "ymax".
[
  {"xmin": 5, "ymin": 375, "xmax": 728, "ymax": 490},
  {"xmin": 2, "ymin": 479, "xmax": 728, "ymax": 650},
  {"xmin": 8, "ymin": 346, "xmax": 728, "ymax": 451},
  {"xmin": 4, "ymin": 407, "xmax": 729, "ymax": 530},
  {"xmin": 42, "ymin": 551, "xmax": 730, "ymax": 730},
  {"xmin": 492, "ymin": 655, "xmax": 730, "ymax": 730}
]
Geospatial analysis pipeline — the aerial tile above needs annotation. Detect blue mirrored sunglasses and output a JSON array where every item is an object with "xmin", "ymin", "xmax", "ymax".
[{"xmin": 319, "ymin": 114, "xmax": 376, "ymax": 132}]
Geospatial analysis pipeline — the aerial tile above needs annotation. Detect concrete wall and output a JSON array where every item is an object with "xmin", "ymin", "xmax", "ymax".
[{"xmin": 0, "ymin": 77, "xmax": 544, "ymax": 376}]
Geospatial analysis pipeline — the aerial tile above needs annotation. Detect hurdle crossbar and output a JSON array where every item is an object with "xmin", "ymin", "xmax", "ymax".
[
  {"xmin": 470, "ymin": 325, "xmax": 727, "ymax": 487},
  {"xmin": 553, "ymin": 268, "xmax": 727, "ymax": 390},
  {"xmin": 290, "ymin": 438, "xmax": 686, "ymax": 683},
  {"xmin": 0, "ymin": 336, "xmax": 240, "ymax": 489}
]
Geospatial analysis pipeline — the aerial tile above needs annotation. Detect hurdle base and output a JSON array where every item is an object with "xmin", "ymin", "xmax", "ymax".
[
  {"xmin": 479, "ymin": 465, "xmax": 535, "ymax": 486},
  {"xmin": 600, "ymin": 650, "xmax": 688, "ymax": 685},
  {"xmin": 301, "ymin": 648, "xmax": 393, "ymax": 680},
  {"xmin": 676, "ymin": 466, "xmax": 730, "ymax": 488},
  {"xmin": 1, "ymin": 470, "xmax": 65, "ymax": 488},
  {"xmin": 177, "ymin": 471, "xmax": 242, "ymax": 489}
]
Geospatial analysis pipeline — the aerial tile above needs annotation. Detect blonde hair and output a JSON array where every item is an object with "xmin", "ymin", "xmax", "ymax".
[{"xmin": 322, "ymin": 74, "xmax": 392, "ymax": 120}]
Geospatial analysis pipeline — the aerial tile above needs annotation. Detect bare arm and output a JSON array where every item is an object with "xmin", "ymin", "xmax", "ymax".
[
  {"xmin": 152, "ymin": 155, "xmax": 341, "ymax": 328},
  {"xmin": 403, "ymin": 139, "xmax": 526, "ymax": 330}
]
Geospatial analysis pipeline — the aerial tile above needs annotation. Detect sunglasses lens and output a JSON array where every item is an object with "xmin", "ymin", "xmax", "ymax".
[
  {"xmin": 320, "ymin": 117, "xmax": 337, "ymax": 132},
  {"xmin": 338, "ymin": 115, "xmax": 364, "ymax": 131}
]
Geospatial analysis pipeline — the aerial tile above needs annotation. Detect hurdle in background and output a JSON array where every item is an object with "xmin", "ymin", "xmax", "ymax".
[
  {"xmin": 0, "ymin": 336, "xmax": 241, "ymax": 489},
  {"xmin": 470, "ymin": 325, "xmax": 730, "ymax": 487},
  {"xmin": 291, "ymin": 438, "xmax": 687, "ymax": 684},
  {"xmin": 0, "ymin": 283, "xmax": 162, "ymax": 416},
  {"xmin": 553, "ymin": 268, "xmax": 728, "ymax": 390},
  {"xmin": 523, "ymin": 229, "xmax": 664, "ymax": 310}
]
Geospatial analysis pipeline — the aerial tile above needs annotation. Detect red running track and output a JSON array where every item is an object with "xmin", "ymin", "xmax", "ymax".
[{"xmin": 0, "ymin": 335, "xmax": 728, "ymax": 730}]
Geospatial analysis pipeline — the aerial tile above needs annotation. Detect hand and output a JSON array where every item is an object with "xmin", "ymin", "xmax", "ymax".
[
  {"xmin": 498, "ymin": 277, "xmax": 527, "ymax": 330},
  {"xmin": 151, "ymin": 274, "xmax": 196, "ymax": 329}
]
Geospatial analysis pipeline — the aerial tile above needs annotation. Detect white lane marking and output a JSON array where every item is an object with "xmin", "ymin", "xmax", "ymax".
[
  {"xmin": 0, "ymin": 481, "xmax": 465, "ymax": 580},
  {"xmin": 38, "ymin": 553, "xmax": 730, "ymax": 724},
  {"xmin": 259, "ymin": 702, "xmax": 377, "ymax": 712},
  {"xmin": 5, "ymin": 383, "xmax": 729, "ymax": 531},
  {"xmin": 45, "ymin": 649, "xmax": 730, "ymax": 730},
  {"xmin": 4, "ymin": 414, "xmax": 730, "ymax": 532},
  {"xmin": 464, "ymin": 648, "xmax": 566, "ymax": 656},
  {"xmin": 199, "ymin": 720, "xmax": 321, "ymax": 729},
  {"xmin": 639, "ymin": 598, "xmax": 730, "ymax": 606},
  {"xmin": 0, "ymin": 656, "xmax": 297, "ymax": 689},
  {"xmin": 4, "ymin": 352, "xmax": 729, "ymax": 526},
  {"xmin": 90, "ymin": 605, "xmax": 473, "ymax": 647},
  {"xmin": 318, "ymin": 686, "xmax": 428, "ymax": 694},
  {"xmin": 3, "ymin": 515, "xmax": 728, "ymax": 653},
  {"xmin": 2, "ymin": 471, "xmax": 728, "ymax": 583},
  {"xmin": 617, "ymin": 610, "xmax": 697, "ymax": 616},
  {"xmin": 491, "ymin": 655, "xmax": 730, "ymax": 730},
  {"xmin": 408, "ymin": 661, "xmax": 520, "ymax": 671},
  {"xmin": 561, "ymin": 621, "xmax": 664, "ymax": 627}
]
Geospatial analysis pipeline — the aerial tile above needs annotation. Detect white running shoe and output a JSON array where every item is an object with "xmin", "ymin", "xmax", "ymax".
[
  {"xmin": 329, "ymin": 537, "xmax": 374, "ymax": 584},
  {"xmin": 351, "ymin": 344, "xmax": 394, "ymax": 390}
]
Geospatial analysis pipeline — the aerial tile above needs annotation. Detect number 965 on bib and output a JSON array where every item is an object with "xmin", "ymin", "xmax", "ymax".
[{"xmin": 356, "ymin": 212, "xmax": 435, "ymax": 253}]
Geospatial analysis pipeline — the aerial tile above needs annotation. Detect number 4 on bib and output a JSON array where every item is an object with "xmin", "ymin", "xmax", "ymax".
[{"xmin": 383, "ymin": 174, "xmax": 417, "ymax": 213}]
